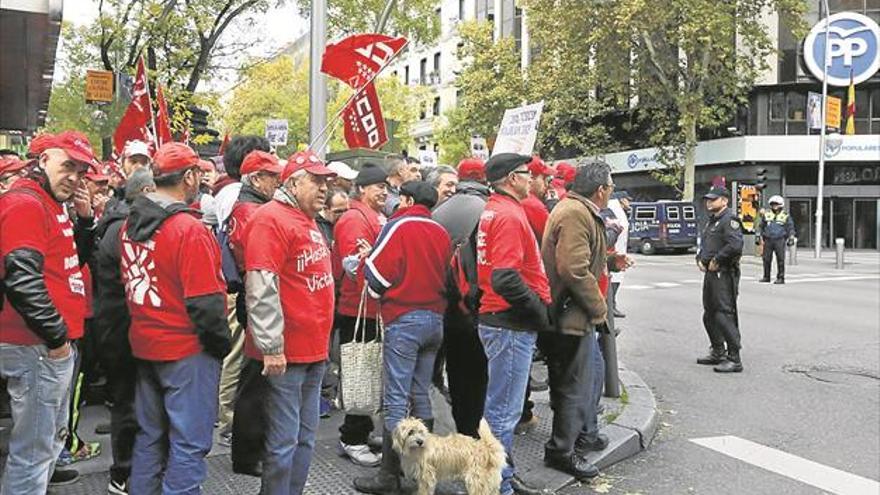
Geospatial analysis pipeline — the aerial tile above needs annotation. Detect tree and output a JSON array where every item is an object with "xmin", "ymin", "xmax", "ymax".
[
  {"xmin": 290, "ymin": 0, "xmax": 440, "ymax": 44},
  {"xmin": 524, "ymin": 0, "xmax": 807, "ymax": 200},
  {"xmin": 223, "ymin": 56, "xmax": 311, "ymax": 157},
  {"xmin": 435, "ymin": 21, "xmax": 526, "ymax": 164}
]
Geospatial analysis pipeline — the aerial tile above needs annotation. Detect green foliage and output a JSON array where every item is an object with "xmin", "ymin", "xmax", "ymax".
[
  {"xmin": 436, "ymin": 21, "xmax": 526, "ymax": 165},
  {"xmin": 291, "ymin": 0, "xmax": 440, "ymax": 44}
]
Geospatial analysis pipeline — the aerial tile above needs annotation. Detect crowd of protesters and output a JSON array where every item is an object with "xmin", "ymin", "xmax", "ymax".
[{"xmin": 0, "ymin": 132, "xmax": 633, "ymax": 495}]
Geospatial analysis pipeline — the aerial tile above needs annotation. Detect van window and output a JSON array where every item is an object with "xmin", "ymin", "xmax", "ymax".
[
  {"xmin": 683, "ymin": 205, "xmax": 696, "ymax": 220},
  {"xmin": 666, "ymin": 206, "xmax": 680, "ymax": 220},
  {"xmin": 635, "ymin": 206, "xmax": 656, "ymax": 221}
]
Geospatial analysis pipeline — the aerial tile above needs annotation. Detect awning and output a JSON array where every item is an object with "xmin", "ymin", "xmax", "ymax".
[{"xmin": 0, "ymin": 0, "xmax": 63, "ymax": 132}]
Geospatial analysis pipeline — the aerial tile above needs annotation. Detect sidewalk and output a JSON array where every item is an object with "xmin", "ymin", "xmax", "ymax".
[{"xmin": 37, "ymin": 361, "xmax": 657, "ymax": 495}]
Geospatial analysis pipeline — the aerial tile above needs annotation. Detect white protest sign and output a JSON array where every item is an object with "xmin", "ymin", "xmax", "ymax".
[
  {"xmin": 491, "ymin": 101, "xmax": 544, "ymax": 156},
  {"xmin": 470, "ymin": 135, "xmax": 489, "ymax": 160},
  {"xmin": 265, "ymin": 119, "xmax": 289, "ymax": 146},
  {"xmin": 418, "ymin": 149, "xmax": 438, "ymax": 167}
]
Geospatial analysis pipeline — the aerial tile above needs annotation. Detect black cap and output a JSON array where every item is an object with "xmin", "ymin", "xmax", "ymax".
[
  {"xmin": 400, "ymin": 180, "xmax": 439, "ymax": 209},
  {"xmin": 355, "ymin": 162, "xmax": 388, "ymax": 187},
  {"xmin": 485, "ymin": 153, "xmax": 531, "ymax": 183},
  {"xmin": 703, "ymin": 186, "xmax": 730, "ymax": 200}
]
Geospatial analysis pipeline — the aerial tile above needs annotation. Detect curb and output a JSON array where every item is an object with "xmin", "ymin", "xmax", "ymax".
[{"xmin": 519, "ymin": 363, "xmax": 658, "ymax": 492}]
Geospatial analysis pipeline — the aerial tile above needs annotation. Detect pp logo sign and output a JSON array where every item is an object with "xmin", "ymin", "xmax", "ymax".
[{"xmin": 803, "ymin": 12, "xmax": 880, "ymax": 87}]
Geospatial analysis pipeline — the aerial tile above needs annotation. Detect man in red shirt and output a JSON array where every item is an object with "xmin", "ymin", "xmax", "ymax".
[
  {"xmin": 521, "ymin": 155, "xmax": 554, "ymax": 242},
  {"xmin": 223, "ymin": 150, "xmax": 282, "ymax": 469},
  {"xmin": 243, "ymin": 150, "xmax": 336, "ymax": 495},
  {"xmin": 0, "ymin": 131, "xmax": 96, "ymax": 492},
  {"xmin": 121, "ymin": 142, "xmax": 231, "ymax": 494},
  {"xmin": 332, "ymin": 162, "xmax": 387, "ymax": 466},
  {"xmin": 354, "ymin": 182, "xmax": 452, "ymax": 493},
  {"xmin": 477, "ymin": 153, "xmax": 552, "ymax": 495}
]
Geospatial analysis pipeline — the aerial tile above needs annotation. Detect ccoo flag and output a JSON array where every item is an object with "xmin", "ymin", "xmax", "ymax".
[
  {"xmin": 342, "ymin": 82, "xmax": 388, "ymax": 150},
  {"xmin": 113, "ymin": 57, "xmax": 155, "ymax": 154},
  {"xmin": 321, "ymin": 34, "xmax": 407, "ymax": 89},
  {"xmin": 155, "ymin": 85, "xmax": 174, "ymax": 146},
  {"xmin": 845, "ymin": 70, "xmax": 856, "ymax": 135}
]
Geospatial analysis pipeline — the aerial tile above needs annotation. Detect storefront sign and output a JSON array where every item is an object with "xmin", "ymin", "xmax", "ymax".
[
  {"xmin": 85, "ymin": 70, "xmax": 114, "ymax": 103},
  {"xmin": 825, "ymin": 95, "xmax": 842, "ymax": 130},
  {"xmin": 831, "ymin": 165, "xmax": 880, "ymax": 185},
  {"xmin": 802, "ymin": 12, "xmax": 880, "ymax": 87},
  {"xmin": 492, "ymin": 101, "xmax": 544, "ymax": 156}
]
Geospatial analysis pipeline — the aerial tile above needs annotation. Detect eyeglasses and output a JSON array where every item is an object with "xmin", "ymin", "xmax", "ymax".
[{"xmin": 512, "ymin": 170, "xmax": 532, "ymax": 177}]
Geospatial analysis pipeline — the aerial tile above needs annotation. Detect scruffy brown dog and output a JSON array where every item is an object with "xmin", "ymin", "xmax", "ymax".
[{"xmin": 392, "ymin": 417, "xmax": 505, "ymax": 495}]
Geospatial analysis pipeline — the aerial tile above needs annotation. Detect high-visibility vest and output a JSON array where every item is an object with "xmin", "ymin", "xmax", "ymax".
[{"xmin": 762, "ymin": 210, "xmax": 789, "ymax": 225}]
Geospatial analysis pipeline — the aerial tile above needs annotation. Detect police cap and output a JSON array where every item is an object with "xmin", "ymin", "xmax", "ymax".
[{"xmin": 703, "ymin": 186, "xmax": 730, "ymax": 200}]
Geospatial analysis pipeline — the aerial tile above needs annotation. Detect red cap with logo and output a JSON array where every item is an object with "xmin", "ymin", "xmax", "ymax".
[
  {"xmin": 84, "ymin": 163, "xmax": 110, "ymax": 182},
  {"xmin": 281, "ymin": 150, "xmax": 336, "ymax": 182},
  {"xmin": 152, "ymin": 142, "xmax": 200, "ymax": 175},
  {"xmin": 28, "ymin": 131, "xmax": 98, "ymax": 167},
  {"xmin": 0, "ymin": 156, "xmax": 28, "ymax": 175},
  {"xmin": 240, "ymin": 150, "xmax": 283, "ymax": 175},
  {"xmin": 527, "ymin": 155, "xmax": 554, "ymax": 178},
  {"xmin": 457, "ymin": 157, "xmax": 486, "ymax": 182}
]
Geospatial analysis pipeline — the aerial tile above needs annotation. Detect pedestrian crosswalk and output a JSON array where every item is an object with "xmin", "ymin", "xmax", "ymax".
[{"xmin": 626, "ymin": 272, "xmax": 880, "ymax": 291}]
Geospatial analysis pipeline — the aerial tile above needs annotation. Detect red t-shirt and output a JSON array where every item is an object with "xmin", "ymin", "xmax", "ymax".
[
  {"xmin": 227, "ymin": 201, "xmax": 261, "ymax": 272},
  {"xmin": 121, "ymin": 210, "xmax": 226, "ymax": 361},
  {"xmin": 477, "ymin": 192, "xmax": 551, "ymax": 314},
  {"xmin": 364, "ymin": 205, "xmax": 452, "ymax": 324},
  {"xmin": 521, "ymin": 193, "xmax": 549, "ymax": 243},
  {"xmin": 332, "ymin": 200, "xmax": 386, "ymax": 318},
  {"xmin": 243, "ymin": 200, "xmax": 334, "ymax": 363},
  {"xmin": 0, "ymin": 179, "xmax": 86, "ymax": 345}
]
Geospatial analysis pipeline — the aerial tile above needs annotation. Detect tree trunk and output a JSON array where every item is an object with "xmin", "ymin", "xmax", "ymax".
[{"xmin": 682, "ymin": 115, "xmax": 697, "ymax": 202}]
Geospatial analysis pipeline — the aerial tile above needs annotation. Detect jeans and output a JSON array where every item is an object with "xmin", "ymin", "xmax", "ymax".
[
  {"xmin": 478, "ymin": 324, "xmax": 537, "ymax": 495},
  {"xmin": 383, "ymin": 310, "xmax": 444, "ymax": 433},
  {"xmin": 131, "ymin": 352, "xmax": 221, "ymax": 495},
  {"xmin": 0, "ymin": 343, "xmax": 75, "ymax": 495},
  {"xmin": 579, "ymin": 332, "xmax": 605, "ymax": 442},
  {"xmin": 261, "ymin": 360, "xmax": 325, "ymax": 495}
]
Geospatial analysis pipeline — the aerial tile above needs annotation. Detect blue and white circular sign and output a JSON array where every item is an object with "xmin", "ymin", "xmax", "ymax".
[{"xmin": 803, "ymin": 12, "xmax": 880, "ymax": 87}]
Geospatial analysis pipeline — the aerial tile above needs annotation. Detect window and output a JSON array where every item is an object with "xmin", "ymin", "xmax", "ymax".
[
  {"xmin": 420, "ymin": 58, "xmax": 427, "ymax": 85},
  {"xmin": 404, "ymin": 66, "xmax": 410, "ymax": 85},
  {"xmin": 459, "ymin": 0, "xmax": 466, "ymax": 19},
  {"xmin": 769, "ymin": 92, "xmax": 785, "ymax": 121},
  {"xmin": 683, "ymin": 206, "xmax": 696, "ymax": 220},
  {"xmin": 433, "ymin": 96, "xmax": 441, "ymax": 116},
  {"xmin": 666, "ymin": 206, "xmax": 680, "ymax": 221},
  {"xmin": 786, "ymin": 92, "xmax": 805, "ymax": 121},
  {"xmin": 434, "ymin": 53, "xmax": 441, "ymax": 75},
  {"xmin": 419, "ymin": 105, "xmax": 426, "ymax": 120},
  {"xmin": 635, "ymin": 207, "xmax": 657, "ymax": 221}
]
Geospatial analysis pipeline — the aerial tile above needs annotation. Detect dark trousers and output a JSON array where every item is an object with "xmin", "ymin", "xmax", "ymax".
[
  {"xmin": 540, "ymin": 332, "xmax": 590, "ymax": 457},
  {"xmin": 231, "ymin": 358, "xmax": 268, "ymax": 468},
  {"xmin": 443, "ymin": 306, "xmax": 488, "ymax": 438},
  {"xmin": 337, "ymin": 314, "xmax": 378, "ymax": 445},
  {"xmin": 762, "ymin": 237, "xmax": 786, "ymax": 280},
  {"xmin": 107, "ymin": 352, "xmax": 138, "ymax": 482},
  {"xmin": 702, "ymin": 269, "xmax": 742, "ymax": 356}
]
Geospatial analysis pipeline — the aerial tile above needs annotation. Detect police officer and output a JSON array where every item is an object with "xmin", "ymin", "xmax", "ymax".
[
  {"xmin": 696, "ymin": 186, "xmax": 744, "ymax": 373},
  {"xmin": 757, "ymin": 195, "xmax": 795, "ymax": 284}
]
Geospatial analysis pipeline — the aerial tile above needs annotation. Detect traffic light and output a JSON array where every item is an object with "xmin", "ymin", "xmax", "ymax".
[{"xmin": 756, "ymin": 168, "xmax": 768, "ymax": 191}]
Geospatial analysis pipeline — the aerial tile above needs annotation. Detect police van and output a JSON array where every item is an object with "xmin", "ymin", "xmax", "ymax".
[{"xmin": 628, "ymin": 201, "xmax": 698, "ymax": 254}]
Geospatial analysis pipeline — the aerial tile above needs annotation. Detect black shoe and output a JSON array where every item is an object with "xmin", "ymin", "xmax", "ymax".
[
  {"xmin": 575, "ymin": 433, "xmax": 609, "ymax": 456},
  {"xmin": 613, "ymin": 309, "xmax": 626, "ymax": 318},
  {"xmin": 511, "ymin": 475, "xmax": 552, "ymax": 495},
  {"xmin": 714, "ymin": 359, "xmax": 744, "ymax": 373},
  {"xmin": 759, "ymin": 277, "xmax": 771, "ymax": 283},
  {"xmin": 544, "ymin": 453, "xmax": 600, "ymax": 480},
  {"xmin": 352, "ymin": 471, "xmax": 400, "ymax": 494},
  {"xmin": 697, "ymin": 350, "xmax": 726, "ymax": 365},
  {"xmin": 232, "ymin": 462, "xmax": 262, "ymax": 477},
  {"xmin": 50, "ymin": 468, "xmax": 80, "ymax": 486},
  {"xmin": 95, "ymin": 422, "xmax": 112, "ymax": 435},
  {"xmin": 774, "ymin": 278, "xmax": 785, "ymax": 284}
]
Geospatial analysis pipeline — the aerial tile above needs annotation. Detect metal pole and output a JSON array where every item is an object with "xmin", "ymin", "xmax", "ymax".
[
  {"xmin": 309, "ymin": 0, "xmax": 328, "ymax": 158},
  {"xmin": 835, "ymin": 238, "xmax": 845, "ymax": 269},
  {"xmin": 814, "ymin": 0, "xmax": 831, "ymax": 258},
  {"xmin": 601, "ymin": 286, "xmax": 620, "ymax": 398}
]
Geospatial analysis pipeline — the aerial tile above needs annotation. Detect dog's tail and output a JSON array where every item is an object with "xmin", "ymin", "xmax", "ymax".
[{"xmin": 478, "ymin": 419, "xmax": 507, "ymax": 467}]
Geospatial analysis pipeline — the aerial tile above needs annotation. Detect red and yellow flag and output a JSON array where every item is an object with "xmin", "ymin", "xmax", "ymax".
[{"xmin": 845, "ymin": 70, "xmax": 855, "ymax": 135}]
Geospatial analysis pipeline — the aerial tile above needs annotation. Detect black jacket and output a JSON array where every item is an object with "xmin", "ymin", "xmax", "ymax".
[
  {"xmin": 93, "ymin": 199, "xmax": 133, "ymax": 364},
  {"xmin": 698, "ymin": 207, "xmax": 744, "ymax": 269},
  {"xmin": 126, "ymin": 195, "xmax": 231, "ymax": 360}
]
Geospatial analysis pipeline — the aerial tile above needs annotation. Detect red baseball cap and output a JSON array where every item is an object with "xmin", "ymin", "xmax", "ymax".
[
  {"xmin": 0, "ymin": 156, "xmax": 28, "ymax": 175},
  {"xmin": 152, "ymin": 142, "xmax": 200, "ymax": 175},
  {"xmin": 457, "ymin": 157, "xmax": 486, "ymax": 182},
  {"xmin": 281, "ymin": 150, "xmax": 336, "ymax": 182},
  {"xmin": 84, "ymin": 163, "xmax": 110, "ymax": 182},
  {"xmin": 555, "ymin": 162, "xmax": 576, "ymax": 185},
  {"xmin": 527, "ymin": 155, "xmax": 553, "ymax": 178},
  {"xmin": 28, "ymin": 131, "xmax": 98, "ymax": 167},
  {"xmin": 240, "ymin": 150, "xmax": 283, "ymax": 175}
]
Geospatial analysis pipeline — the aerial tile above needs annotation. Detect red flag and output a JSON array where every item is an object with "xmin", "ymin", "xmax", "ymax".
[
  {"xmin": 155, "ymin": 85, "xmax": 174, "ymax": 145},
  {"xmin": 218, "ymin": 132, "xmax": 230, "ymax": 155},
  {"xmin": 113, "ymin": 57, "xmax": 154, "ymax": 155},
  {"xmin": 321, "ymin": 34, "xmax": 407, "ymax": 89},
  {"xmin": 342, "ymin": 82, "xmax": 388, "ymax": 150}
]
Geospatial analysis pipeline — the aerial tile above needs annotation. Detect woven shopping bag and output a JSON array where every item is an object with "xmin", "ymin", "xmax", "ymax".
[{"xmin": 340, "ymin": 286, "xmax": 384, "ymax": 415}]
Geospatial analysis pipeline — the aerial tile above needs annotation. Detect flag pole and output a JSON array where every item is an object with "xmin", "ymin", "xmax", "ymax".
[
  {"xmin": 814, "ymin": 0, "xmax": 830, "ymax": 259},
  {"xmin": 307, "ymin": 39, "xmax": 411, "ymax": 152},
  {"xmin": 140, "ymin": 57, "xmax": 160, "ymax": 150}
]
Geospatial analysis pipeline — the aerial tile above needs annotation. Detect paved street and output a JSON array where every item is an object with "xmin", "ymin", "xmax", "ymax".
[{"xmin": 562, "ymin": 251, "xmax": 880, "ymax": 495}]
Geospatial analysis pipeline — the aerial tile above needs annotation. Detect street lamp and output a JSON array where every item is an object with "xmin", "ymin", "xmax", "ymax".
[{"xmin": 814, "ymin": 0, "xmax": 831, "ymax": 258}]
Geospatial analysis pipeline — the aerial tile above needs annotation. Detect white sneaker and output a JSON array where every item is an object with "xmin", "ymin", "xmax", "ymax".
[
  {"xmin": 108, "ymin": 479, "xmax": 128, "ymax": 494},
  {"xmin": 339, "ymin": 441, "xmax": 382, "ymax": 467}
]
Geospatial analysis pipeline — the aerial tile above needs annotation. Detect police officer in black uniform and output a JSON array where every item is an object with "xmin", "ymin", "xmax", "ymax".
[{"xmin": 696, "ymin": 186, "xmax": 744, "ymax": 373}]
